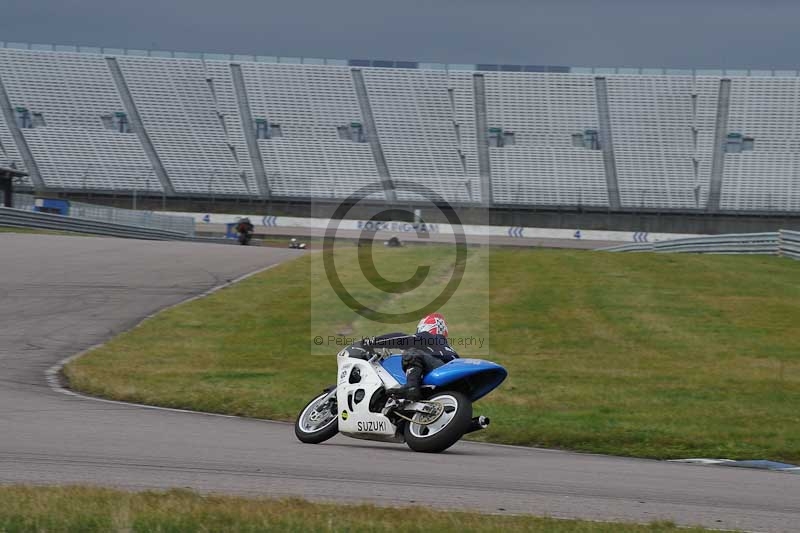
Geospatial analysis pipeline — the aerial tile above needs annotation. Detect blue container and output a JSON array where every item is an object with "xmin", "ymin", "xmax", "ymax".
[
  {"xmin": 33, "ymin": 197, "xmax": 70, "ymax": 215},
  {"xmin": 225, "ymin": 222, "xmax": 239, "ymax": 239}
]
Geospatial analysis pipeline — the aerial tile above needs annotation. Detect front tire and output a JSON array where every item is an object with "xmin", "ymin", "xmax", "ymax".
[
  {"xmin": 294, "ymin": 389, "xmax": 339, "ymax": 444},
  {"xmin": 404, "ymin": 391, "xmax": 472, "ymax": 453}
]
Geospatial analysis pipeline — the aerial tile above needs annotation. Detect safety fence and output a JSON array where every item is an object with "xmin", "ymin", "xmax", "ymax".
[
  {"xmin": 11, "ymin": 193, "xmax": 35, "ymax": 211},
  {"xmin": 604, "ymin": 231, "xmax": 800, "ymax": 261},
  {"xmin": 70, "ymin": 200, "xmax": 196, "ymax": 236},
  {"xmin": 0, "ymin": 207, "xmax": 191, "ymax": 241},
  {"xmin": 11, "ymin": 194, "xmax": 195, "ymax": 236}
]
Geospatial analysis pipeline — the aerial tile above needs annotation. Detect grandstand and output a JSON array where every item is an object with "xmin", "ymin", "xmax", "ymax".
[{"xmin": 1, "ymin": 42, "xmax": 800, "ymax": 213}]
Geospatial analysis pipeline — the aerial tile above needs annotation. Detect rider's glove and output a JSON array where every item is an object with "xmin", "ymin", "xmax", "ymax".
[{"xmin": 362, "ymin": 336, "xmax": 377, "ymax": 349}]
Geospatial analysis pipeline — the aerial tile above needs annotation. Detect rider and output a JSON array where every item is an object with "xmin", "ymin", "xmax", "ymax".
[
  {"xmin": 236, "ymin": 217, "xmax": 254, "ymax": 236},
  {"xmin": 364, "ymin": 313, "xmax": 458, "ymax": 401}
]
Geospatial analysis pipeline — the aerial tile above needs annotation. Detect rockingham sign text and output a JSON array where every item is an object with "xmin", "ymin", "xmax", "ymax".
[{"xmin": 355, "ymin": 221, "xmax": 440, "ymax": 233}]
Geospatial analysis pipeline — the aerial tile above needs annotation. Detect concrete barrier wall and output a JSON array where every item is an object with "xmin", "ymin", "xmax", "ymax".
[{"xmin": 163, "ymin": 210, "xmax": 705, "ymax": 244}]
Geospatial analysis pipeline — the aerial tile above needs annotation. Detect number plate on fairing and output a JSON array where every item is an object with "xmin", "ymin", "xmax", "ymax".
[{"xmin": 336, "ymin": 359, "xmax": 398, "ymax": 437}]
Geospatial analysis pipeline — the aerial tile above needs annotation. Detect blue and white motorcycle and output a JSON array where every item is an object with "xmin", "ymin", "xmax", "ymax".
[{"xmin": 295, "ymin": 340, "xmax": 507, "ymax": 453}]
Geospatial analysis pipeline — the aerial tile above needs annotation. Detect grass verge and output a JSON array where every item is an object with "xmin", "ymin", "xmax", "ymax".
[
  {"xmin": 0, "ymin": 485, "xmax": 713, "ymax": 532},
  {"xmin": 65, "ymin": 246, "xmax": 800, "ymax": 461}
]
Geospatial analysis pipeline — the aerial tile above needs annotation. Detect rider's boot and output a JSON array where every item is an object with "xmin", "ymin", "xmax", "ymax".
[{"xmin": 392, "ymin": 367, "xmax": 423, "ymax": 401}]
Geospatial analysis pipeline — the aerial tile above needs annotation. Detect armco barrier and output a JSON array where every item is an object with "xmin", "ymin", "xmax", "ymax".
[
  {"xmin": 599, "ymin": 242, "xmax": 654, "ymax": 252},
  {"xmin": 605, "ymin": 231, "xmax": 800, "ymax": 260},
  {"xmin": 780, "ymin": 229, "xmax": 800, "ymax": 260},
  {"xmin": 0, "ymin": 207, "xmax": 192, "ymax": 241},
  {"xmin": 653, "ymin": 232, "xmax": 780, "ymax": 255}
]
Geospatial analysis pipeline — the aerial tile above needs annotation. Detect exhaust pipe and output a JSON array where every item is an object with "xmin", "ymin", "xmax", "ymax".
[{"xmin": 465, "ymin": 415, "xmax": 490, "ymax": 434}]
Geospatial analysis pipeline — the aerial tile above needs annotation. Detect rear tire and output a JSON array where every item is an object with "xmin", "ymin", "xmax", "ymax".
[
  {"xmin": 404, "ymin": 391, "xmax": 472, "ymax": 453},
  {"xmin": 294, "ymin": 389, "xmax": 339, "ymax": 444}
]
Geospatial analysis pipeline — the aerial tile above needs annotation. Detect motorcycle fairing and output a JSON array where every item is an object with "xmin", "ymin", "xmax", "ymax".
[
  {"xmin": 337, "ymin": 356, "xmax": 400, "ymax": 441},
  {"xmin": 381, "ymin": 355, "xmax": 507, "ymax": 402}
]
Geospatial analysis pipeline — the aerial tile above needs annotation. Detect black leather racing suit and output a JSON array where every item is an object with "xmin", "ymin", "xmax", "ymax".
[{"xmin": 371, "ymin": 331, "xmax": 459, "ymax": 376}]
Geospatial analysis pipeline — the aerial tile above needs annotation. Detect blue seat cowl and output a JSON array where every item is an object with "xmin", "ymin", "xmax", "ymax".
[
  {"xmin": 422, "ymin": 358, "xmax": 506, "ymax": 387},
  {"xmin": 424, "ymin": 358, "xmax": 507, "ymax": 401},
  {"xmin": 381, "ymin": 356, "xmax": 507, "ymax": 401}
]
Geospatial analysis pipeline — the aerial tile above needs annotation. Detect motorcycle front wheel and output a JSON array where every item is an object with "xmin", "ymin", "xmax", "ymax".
[
  {"xmin": 404, "ymin": 391, "xmax": 472, "ymax": 453},
  {"xmin": 294, "ymin": 389, "xmax": 339, "ymax": 444}
]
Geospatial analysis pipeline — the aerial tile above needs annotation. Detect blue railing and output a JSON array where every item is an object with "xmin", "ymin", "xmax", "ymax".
[{"xmin": 2, "ymin": 40, "xmax": 797, "ymax": 77}]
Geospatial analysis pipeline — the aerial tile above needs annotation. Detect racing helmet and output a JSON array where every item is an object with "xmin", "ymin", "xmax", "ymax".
[{"xmin": 416, "ymin": 313, "xmax": 448, "ymax": 338}]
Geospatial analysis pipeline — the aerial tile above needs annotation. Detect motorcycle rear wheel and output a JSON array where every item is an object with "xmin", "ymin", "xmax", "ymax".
[
  {"xmin": 294, "ymin": 389, "xmax": 339, "ymax": 444},
  {"xmin": 404, "ymin": 391, "xmax": 472, "ymax": 453}
]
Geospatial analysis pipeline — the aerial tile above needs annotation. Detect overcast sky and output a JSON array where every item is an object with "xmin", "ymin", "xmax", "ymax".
[{"xmin": 1, "ymin": 0, "xmax": 798, "ymax": 69}]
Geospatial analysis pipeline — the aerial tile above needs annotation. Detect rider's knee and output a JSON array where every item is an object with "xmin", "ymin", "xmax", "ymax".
[{"xmin": 401, "ymin": 349, "xmax": 425, "ymax": 371}]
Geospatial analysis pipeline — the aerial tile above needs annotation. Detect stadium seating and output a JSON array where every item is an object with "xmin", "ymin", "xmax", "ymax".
[
  {"xmin": 0, "ymin": 49, "xmax": 153, "ymax": 190},
  {"xmin": 0, "ymin": 110, "xmax": 24, "ymax": 172},
  {"xmin": 362, "ymin": 68, "xmax": 479, "ymax": 202},
  {"xmin": 483, "ymin": 72, "xmax": 608, "ymax": 206},
  {"xmin": 723, "ymin": 76, "xmax": 800, "ymax": 212},
  {"xmin": 606, "ymin": 75, "xmax": 718, "ymax": 209},
  {"xmin": 116, "ymin": 56, "xmax": 244, "ymax": 195},
  {"xmin": 240, "ymin": 62, "xmax": 380, "ymax": 199},
  {"xmin": 201, "ymin": 61, "xmax": 258, "ymax": 195},
  {"xmin": 1, "ymin": 45, "xmax": 799, "ymax": 212}
]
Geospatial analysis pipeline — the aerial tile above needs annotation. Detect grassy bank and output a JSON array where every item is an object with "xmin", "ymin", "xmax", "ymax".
[
  {"xmin": 65, "ymin": 246, "xmax": 800, "ymax": 461},
  {"xmin": 0, "ymin": 486, "xmax": 712, "ymax": 532}
]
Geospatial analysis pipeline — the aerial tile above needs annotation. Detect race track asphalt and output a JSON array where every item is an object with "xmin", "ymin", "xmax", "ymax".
[{"xmin": 0, "ymin": 233, "xmax": 797, "ymax": 532}]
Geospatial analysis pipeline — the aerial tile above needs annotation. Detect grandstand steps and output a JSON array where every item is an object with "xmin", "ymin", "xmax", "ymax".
[
  {"xmin": 708, "ymin": 78, "xmax": 731, "ymax": 212},
  {"xmin": 351, "ymin": 68, "xmax": 395, "ymax": 202},
  {"xmin": 205, "ymin": 67, "xmax": 250, "ymax": 194},
  {"xmin": 230, "ymin": 63, "xmax": 270, "ymax": 198},
  {"xmin": 472, "ymin": 74, "xmax": 493, "ymax": 206},
  {"xmin": 105, "ymin": 57, "xmax": 175, "ymax": 195},
  {"xmin": 0, "ymin": 75, "xmax": 43, "ymax": 188},
  {"xmin": 594, "ymin": 77, "xmax": 621, "ymax": 209}
]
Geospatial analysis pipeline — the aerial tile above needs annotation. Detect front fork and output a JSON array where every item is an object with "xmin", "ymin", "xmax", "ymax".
[{"xmin": 319, "ymin": 387, "xmax": 338, "ymax": 413}]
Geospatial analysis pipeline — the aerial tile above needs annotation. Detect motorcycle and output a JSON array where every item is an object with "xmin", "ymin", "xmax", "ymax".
[
  {"xmin": 238, "ymin": 230, "xmax": 253, "ymax": 245},
  {"xmin": 294, "ymin": 340, "xmax": 507, "ymax": 453},
  {"xmin": 384, "ymin": 235, "xmax": 402, "ymax": 247}
]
